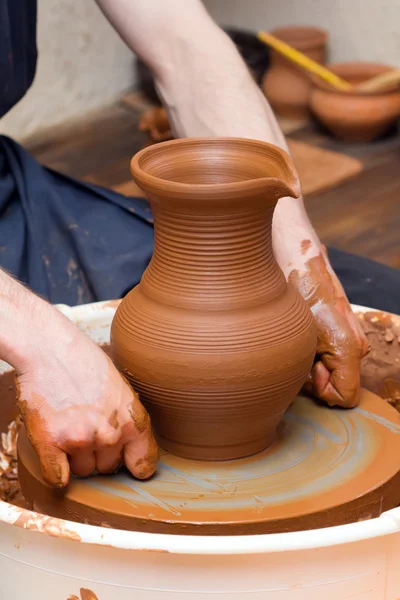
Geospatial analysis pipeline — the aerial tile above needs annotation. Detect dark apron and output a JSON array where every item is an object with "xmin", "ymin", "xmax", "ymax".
[
  {"xmin": 0, "ymin": 1, "xmax": 398, "ymax": 310},
  {"xmin": 0, "ymin": 0, "xmax": 154, "ymax": 305}
]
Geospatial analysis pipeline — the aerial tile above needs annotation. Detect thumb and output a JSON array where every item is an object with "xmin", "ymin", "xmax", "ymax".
[
  {"xmin": 33, "ymin": 442, "xmax": 70, "ymax": 488},
  {"xmin": 122, "ymin": 391, "xmax": 158, "ymax": 480},
  {"xmin": 312, "ymin": 359, "xmax": 360, "ymax": 409},
  {"xmin": 124, "ymin": 429, "xmax": 158, "ymax": 480}
]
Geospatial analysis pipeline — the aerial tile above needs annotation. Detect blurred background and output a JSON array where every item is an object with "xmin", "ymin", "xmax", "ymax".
[{"xmin": 2, "ymin": 0, "xmax": 399, "ymax": 139}]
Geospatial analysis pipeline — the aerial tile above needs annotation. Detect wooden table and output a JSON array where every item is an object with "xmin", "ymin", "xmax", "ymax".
[{"xmin": 24, "ymin": 104, "xmax": 400, "ymax": 269}]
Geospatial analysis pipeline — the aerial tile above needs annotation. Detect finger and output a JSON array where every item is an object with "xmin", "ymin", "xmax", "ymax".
[
  {"xmin": 94, "ymin": 418, "xmax": 121, "ymax": 449},
  {"xmin": 69, "ymin": 450, "xmax": 96, "ymax": 478},
  {"xmin": 120, "ymin": 384, "xmax": 159, "ymax": 479},
  {"xmin": 312, "ymin": 360, "xmax": 360, "ymax": 408},
  {"xmin": 95, "ymin": 444, "xmax": 123, "ymax": 474},
  {"xmin": 124, "ymin": 427, "xmax": 158, "ymax": 480},
  {"xmin": 34, "ymin": 442, "xmax": 70, "ymax": 488},
  {"xmin": 61, "ymin": 423, "xmax": 94, "ymax": 454}
]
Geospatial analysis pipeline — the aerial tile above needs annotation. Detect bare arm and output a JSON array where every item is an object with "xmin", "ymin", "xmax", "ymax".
[
  {"xmin": 96, "ymin": 0, "xmax": 317, "ymax": 271},
  {"xmin": 0, "ymin": 269, "xmax": 60, "ymax": 372}
]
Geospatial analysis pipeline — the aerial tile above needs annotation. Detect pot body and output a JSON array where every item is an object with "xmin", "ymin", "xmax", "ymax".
[
  {"xmin": 111, "ymin": 138, "xmax": 316, "ymax": 461},
  {"xmin": 262, "ymin": 26, "xmax": 327, "ymax": 120},
  {"xmin": 311, "ymin": 62, "xmax": 400, "ymax": 142}
]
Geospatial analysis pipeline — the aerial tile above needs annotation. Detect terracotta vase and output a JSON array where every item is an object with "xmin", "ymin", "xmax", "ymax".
[
  {"xmin": 311, "ymin": 62, "xmax": 400, "ymax": 142},
  {"xmin": 111, "ymin": 138, "xmax": 316, "ymax": 461},
  {"xmin": 262, "ymin": 26, "xmax": 327, "ymax": 120}
]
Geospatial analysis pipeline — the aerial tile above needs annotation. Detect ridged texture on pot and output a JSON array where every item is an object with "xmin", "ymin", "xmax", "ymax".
[{"xmin": 111, "ymin": 138, "xmax": 316, "ymax": 460}]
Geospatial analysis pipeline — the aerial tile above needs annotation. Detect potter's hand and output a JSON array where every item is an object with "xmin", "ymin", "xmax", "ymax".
[
  {"xmin": 17, "ymin": 316, "xmax": 158, "ymax": 488},
  {"xmin": 288, "ymin": 248, "xmax": 369, "ymax": 408},
  {"xmin": 18, "ymin": 327, "xmax": 158, "ymax": 487},
  {"xmin": 0, "ymin": 269, "xmax": 158, "ymax": 488}
]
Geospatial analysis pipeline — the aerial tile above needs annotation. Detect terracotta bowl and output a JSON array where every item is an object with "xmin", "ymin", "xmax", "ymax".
[{"xmin": 310, "ymin": 62, "xmax": 400, "ymax": 142}]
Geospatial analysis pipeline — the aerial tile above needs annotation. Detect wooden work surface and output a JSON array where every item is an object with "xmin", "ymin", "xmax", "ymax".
[{"xmin": 24, "ymin": 102, "xmax": 400, "ymax": 268}]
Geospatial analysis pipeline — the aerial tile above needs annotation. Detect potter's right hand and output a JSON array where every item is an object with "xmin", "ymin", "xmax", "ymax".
[
  {"xmin": 288, "ymin": 249, "xmax": 369, "ymax": 408},
  {"xmin": 0, "ymin": 273, "xmax": 158, "ymax": 488}
]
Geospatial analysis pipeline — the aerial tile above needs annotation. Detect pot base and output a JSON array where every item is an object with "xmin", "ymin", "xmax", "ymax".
[
  {"xmin": 157, "ymin": 428, "xmax": 277, "ymax": 462},
  {"xmin": 18, "ymin": 390, "xmax": 400, "ymax": 535}
]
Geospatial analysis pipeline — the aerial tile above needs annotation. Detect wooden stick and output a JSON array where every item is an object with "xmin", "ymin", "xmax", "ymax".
[{"xmin": 357, "ymin": 69, "xmax": 400, "ymax": 92}]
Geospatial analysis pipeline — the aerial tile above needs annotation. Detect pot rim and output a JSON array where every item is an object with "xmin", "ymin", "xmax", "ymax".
[
  {"xmin": 1, "ymin": 301, "xmax": 400, "ymax": 555},
  {"xmin": 271, "ymin": 25, "xmax": 327, "ymax": 51},
  {"xmin": 130, "ymin": 137, "xmax": 301, "ymax": 200},
  {"xmin": 312, "ymin": 62, "xmax": 400, "ymax": 96}
]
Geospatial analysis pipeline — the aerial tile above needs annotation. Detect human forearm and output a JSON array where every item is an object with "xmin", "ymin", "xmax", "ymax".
[
  {"xmin": 96, "ymin": 0, "xmax": 320, "ymax": 271},
  {"xmin": 97, "ymin": 0, "xmax": 285, "ymax": 140},
  {"xmin": 0, "ymin": 270, "xmax": 75, "ymax": 373}
]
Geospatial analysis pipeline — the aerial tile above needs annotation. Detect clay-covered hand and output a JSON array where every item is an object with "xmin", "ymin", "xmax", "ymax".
[
  {"xmin": 289, "ymin": 250, "xmax": 370, "ymax": 408},
  {"xmin": 16, "ymin": 313, "xmax": 158, "ymax": 488}
]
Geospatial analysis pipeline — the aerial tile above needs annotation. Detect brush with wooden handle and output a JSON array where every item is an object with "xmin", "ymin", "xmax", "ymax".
[{"xmin": 257, "ymin": 31, "xmax": 352, "ymax": 91}]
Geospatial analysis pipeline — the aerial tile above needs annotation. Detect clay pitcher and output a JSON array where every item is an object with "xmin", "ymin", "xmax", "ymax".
[
  {"xmin": 111, "ymin": 138, "xmax": 316, "ymax": 461},
  {"xmin": 262, "ymin": 26, "xmax": 327, "ymax": 120}
]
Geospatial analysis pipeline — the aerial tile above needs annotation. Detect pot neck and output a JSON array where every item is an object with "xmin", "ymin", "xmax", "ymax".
[{"xmin": 140, "ymin": 205, "xmax": 286, "ymax": 311}]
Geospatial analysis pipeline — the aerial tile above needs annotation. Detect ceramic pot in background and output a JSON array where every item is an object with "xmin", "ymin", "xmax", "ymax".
[
  {"xmin": 262, "ymin": 26, "xmax": 327, "ymax": 120},
  {"xmin": 311, "ymin": 62, "xmax": 400, "ymax": 142},
  {"xmin": 111, "ymin": 138, "xmax": 316, "ymax": 461}
]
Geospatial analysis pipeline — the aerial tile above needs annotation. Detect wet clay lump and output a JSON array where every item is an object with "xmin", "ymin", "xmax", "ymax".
[{"xmin": 111, "ymin": 138, "xmax": 317, "ymax": 461}]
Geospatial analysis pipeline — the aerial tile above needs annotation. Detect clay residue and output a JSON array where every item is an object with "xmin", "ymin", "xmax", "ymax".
[
  {"xmin": 289, "ymin": 253, "xmax": 365, "ymax": 408},
  {"xmin": 18, "ymin": 398, "xmax": 69, "ymax": 489},
  {"xmin": 108, "ymin": 410, "xmax": 119, "ymax": 430},
  {"xmin": 80, "ymin": 590, "xmax": 99, "ymax": 600},
  {"xmin": 13, "ymin": 509, "xmax": 81, "ymax": 542},
  {"xmin": 68, "ymin": 591, "xmax": 99, "ymax": 600},
  {"xmin": 301, "ymin": 239, "xmax": 312, "ymax": 255},
  {"xmin": 0, "ymin": 416, "xmax": 28, "ymax": 508},
  {"xmin": 101, "ymin": 299, "xmax": 122, "ymax": 310},
  {"xmin": 288, "ymin": 254, "xmax": 334, "ymax": 306},
  {"xmin": 359, "ymin": 311, "xmax": 400, "ymax": 408}
]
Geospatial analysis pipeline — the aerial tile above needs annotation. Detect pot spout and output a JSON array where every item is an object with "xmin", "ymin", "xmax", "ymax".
[{"xmin": 131, "ymin": 137, "xmax": 301, "ymax": 206}]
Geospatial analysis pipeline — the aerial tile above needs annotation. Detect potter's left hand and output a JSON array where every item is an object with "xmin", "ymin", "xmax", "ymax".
[
  {"xmin": 11, "ymin": 303, "xmax": 158, "ymax": 488},
  {"xmin": 16, "ymin": 311, "xmax": 159, "ymax": 488},
  {"xmin": 288, "ymin": 248, "xmax": 370, "ymax": 408},
  {"xmin": 0, "ymin": 268, "xmax": 158, "ymax": 488}
]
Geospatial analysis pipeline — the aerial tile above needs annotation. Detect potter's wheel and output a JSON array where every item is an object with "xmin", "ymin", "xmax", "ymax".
[{"xmin": 18, "ymin": 390, "xmax": 400, "ymax": 535}]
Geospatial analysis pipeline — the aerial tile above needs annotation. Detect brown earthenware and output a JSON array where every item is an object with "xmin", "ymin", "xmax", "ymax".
[
  {"xmin": 111, "ymin": 138, "xmax": 316, "ymax": 461},
  {"xmin": 311, "ymin": 62, "xmax": 400, "ymax": 142},
  {"xmin": 262, "ymin": 26, "xmax": 327, "ymax": 120}
]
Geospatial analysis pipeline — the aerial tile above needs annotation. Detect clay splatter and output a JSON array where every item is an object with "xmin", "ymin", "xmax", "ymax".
[
  {"xmin": 67, "ymin": 590, "xmax": 99, "ymax": 600},
  {"xmin": 13, "ymin": 510, "xmax": 81, "ymax": 542}
]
